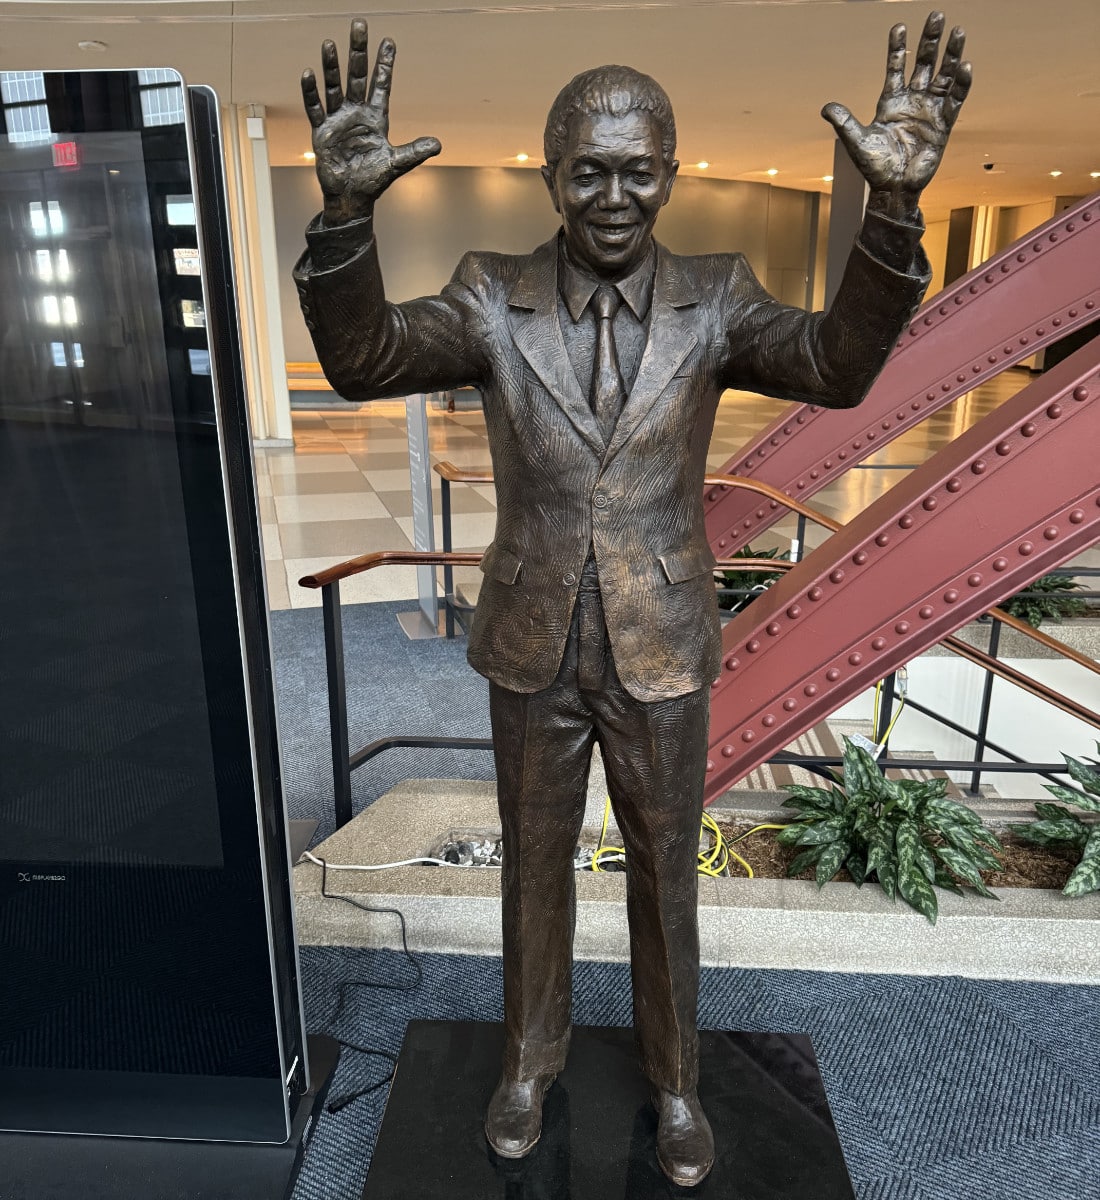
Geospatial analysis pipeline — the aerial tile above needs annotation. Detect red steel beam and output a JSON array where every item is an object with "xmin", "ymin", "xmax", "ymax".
[
  {"xmin": 703, "ymin": 340, "xmax": 1100, "ymax": 804},
  {"xmin": 705, "ymin": 191, "xmax": 1100, "ymax": 553}
]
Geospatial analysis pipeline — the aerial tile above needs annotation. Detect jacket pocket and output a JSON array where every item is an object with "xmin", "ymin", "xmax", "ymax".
[
  {"xmin": 480, "ymin": 543, "xmax": 523, "ymax": 585},
  {"xmin": 658, "ymin": 544, "xmax": 717, "ymax": 585}
]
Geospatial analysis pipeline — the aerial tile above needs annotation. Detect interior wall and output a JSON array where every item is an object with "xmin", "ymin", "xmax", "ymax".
[
  {"xmin": 923, "ymin": 217, "xmax": 950, "ymax": 298},
  {"xmin": 273, "ymin": 165, "xmax": 813, "ymax": 364}
]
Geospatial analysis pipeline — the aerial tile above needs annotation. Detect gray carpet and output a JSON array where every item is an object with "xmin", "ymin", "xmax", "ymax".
[
  {"xmin": 275, "ymin": 602, "xmax": 1099, "ymax": 1198},
  {"xmin": 294, "ymin": 950, "xmax": 1100, "ymax": 1200},
  {"xmin": 270, "ymin": 601, "xmax": 494, "ymax": 845}
]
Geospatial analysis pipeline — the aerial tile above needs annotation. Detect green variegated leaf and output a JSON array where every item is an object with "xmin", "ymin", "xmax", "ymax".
[
  {"xmin": 933, "ymin": 845, "xmax": 998, "ymax": 899},
  {"xmin": 876, "ymin": 858, "xmax": 898, "ymax": 901},
  {"xmin": 787, "ymin": 846, "xmax": 825, "ymax": 878},
  {"xmin": 1063, "ymin": 754, "xmax": 1100, "ymax": 805},
  {"xmin": 846, "ymin": 853, "xmax": 868, "ymax": 887},
  {"xmin": 796, "ymin": 816, "xmax": 850, "ymax": 846},
  {"xmin": 926, "ymin": 796, "xmax": 986, "ymax": 830},
  {"xmin": 1063, "ymin": 828, "xmax": 1100, "ymax": 898},
  {"xmin": 1033, "ymin": 802, "xmax": 1080, "ymax": 824},
  {"xmin": 914, "ymin": 837, "xmax": 937, "ymax": 884},
  {"xmin": 934, "ymin": 868, "xmax": 965, "ymax": 896},
  {"xmin": 898, "ymin": 865, "xmax": 938, "ymax": 924},
  {"xmin": 1011, "ymin": 819, "xmax": 1090, "ymax": 849},
  {"xmin": 894, "ymin": 818, "xmax": 922, "ymax": 872},
  {"xmin": 865, "ymin": 823, "xmax": 894, "ymax": 876},
  {"xmin": 842, "ymin": 738, "xmax": 882, "ymax": 797},
  {"xmin": 815, "ymin": 839, "xmax": 850, "ymax": 886},
  {"xmin": 776, "ymin": 823, "xmax": 810, "ymax": 847},
  {"xmin": 940, "ymin": 825, "xmax": 1003, "ymax": 870},
  {"xmin": 1044, "ymin": 782, "xmax": 1100, "ymax": 815}
]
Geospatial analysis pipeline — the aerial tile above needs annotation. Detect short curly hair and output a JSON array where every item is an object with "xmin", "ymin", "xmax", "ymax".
[{"xmin": 543, "ymin": 65, "xmax": 677, "ymax": 171}]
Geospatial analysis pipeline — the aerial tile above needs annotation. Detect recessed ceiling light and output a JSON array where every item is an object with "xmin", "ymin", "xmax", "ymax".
[
  {"xmin": 822, "ymin": 175, "xmax": 833, "ymax": 183},
  {"xmin": 78, "ymin": 40, "xmax": 108, "ymax": 52},
  {"xmin": 516, "ymin": 153, "xmax": 529, "ymax": 163},
  {"xmin": 696, "ymin": 161, "xmax": 709, "ymax": 169},
  {"xmin": 765, "ymin": 168, "xmax": 778, "ymax": 177},
  {"xmin": 1091, "ymin": 171, "xmax": 1100, "ymax": 179},
  {"xmin": 1050, "ymin": 170, "xmax": 1063, "ymax": 177},
  {"xmin": 303, "ymin": 151, "xmax": 315, "ymax": 161}
]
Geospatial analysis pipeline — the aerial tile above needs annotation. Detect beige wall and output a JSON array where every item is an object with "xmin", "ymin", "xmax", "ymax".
[
  {"xmin": 924, "ymin": 217, "xmax": 950, "ymax": 298},
  {"xmin": 273, "ymin": 165, "xmax": 821, "ymax": 364}
]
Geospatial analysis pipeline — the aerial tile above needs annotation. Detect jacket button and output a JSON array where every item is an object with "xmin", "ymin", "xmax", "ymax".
[
  {"xmin": 593, "ymin": 492, "xmax": 608, "ymax": 508},
  {"xmin": 562, "ymin": 572, "xmax": 576, "ymax": 586}
]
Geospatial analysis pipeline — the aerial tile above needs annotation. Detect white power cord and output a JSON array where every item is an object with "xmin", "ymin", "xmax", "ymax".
[{"xmin": 301, "ymin": 850, "xmax": 614, "ymax": 872}]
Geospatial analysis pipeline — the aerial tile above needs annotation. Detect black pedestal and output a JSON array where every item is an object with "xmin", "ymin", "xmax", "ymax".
[
  {"xmin": 0, "ymin": 1035, "xmax": 339, "ymax": 1200},
  {"xmin": 363, "ymin": 1021, "xmax": 855, "ymax": 1199}
]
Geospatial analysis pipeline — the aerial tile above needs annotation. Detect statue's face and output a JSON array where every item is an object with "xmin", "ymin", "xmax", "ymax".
[{"xmin": 543, "ymin": 108, "xmax": 678, "ymax": 278}]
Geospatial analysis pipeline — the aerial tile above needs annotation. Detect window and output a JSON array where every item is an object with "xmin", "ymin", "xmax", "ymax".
[
  {"xmin": 137, "ymin": 69, "xmax": 185, "ymax": 128},
  {"xmin": 1, "ymin": 71, "xmax": 52, "ymax": 146}
]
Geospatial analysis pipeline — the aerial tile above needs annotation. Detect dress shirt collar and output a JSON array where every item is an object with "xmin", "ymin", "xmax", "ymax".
[{"xmin": 558, "ymin": 235, "xmax": 656, "ymax": 323}]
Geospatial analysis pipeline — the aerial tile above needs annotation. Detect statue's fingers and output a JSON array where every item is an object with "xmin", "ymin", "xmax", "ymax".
[
  {"xmin": 321, "ymin": 39, "xmax": 343, "ymax": 114},
  {"xmin": 367, "ymin": 36, "xmax": 397, "ymax": 114},
  {"xmin": 346, "ymin": 18, "xmax": 370, "ymax": 104},
  {"xmin": 301, "ymin": 69, "xmax": 326, "ymax": 129},
  {"xmin": 821, "ymin": 102, "xmax": 869, "ymax": 156},
  {"xmin": 391, "ymin": 136, "xmax": 442, "ymax": 178},
  {"xmin": 909, "ymin": 10, "xmax": 945, "ymax": 91},
  {"xmin": 882, "ymin": 23, "xmax": 907, "ymax": 98},
  {"xmin": 930, "ymin": 26, "xmax": 965, "ymax": 94},
  {"xmin": 942, "ymin": 61, "xmax": 972, "ymax": 129}
]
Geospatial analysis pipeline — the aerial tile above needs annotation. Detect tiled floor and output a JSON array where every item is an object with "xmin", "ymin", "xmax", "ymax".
[{"xmin": 257, "ymin": 369, "xmax": 1097, "ymax": 611}]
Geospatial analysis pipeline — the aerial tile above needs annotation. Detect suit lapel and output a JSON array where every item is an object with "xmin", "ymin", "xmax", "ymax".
[
  {"xmin": 604, "ymin": 245, "xmax": 699, "ymax": 464},
  {"xmin": 508, "ymin": 238, "xmax": 605, "ymax": 459}
]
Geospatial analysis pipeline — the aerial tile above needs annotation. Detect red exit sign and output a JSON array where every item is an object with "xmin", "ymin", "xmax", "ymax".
[{"xmin": 52, "ymin": 141, "xmax": 81, "ymax": 170}]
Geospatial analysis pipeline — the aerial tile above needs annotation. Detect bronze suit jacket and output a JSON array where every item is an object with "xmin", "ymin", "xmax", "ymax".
[{"xmin": 294, "ymin": 223, "xmax": 929, "ymax": 702}]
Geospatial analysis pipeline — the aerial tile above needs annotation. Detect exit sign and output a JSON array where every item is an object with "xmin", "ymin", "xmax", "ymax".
[{"xmin": 52, "ymin": 142, "xmax": 81, "ymax": 170}]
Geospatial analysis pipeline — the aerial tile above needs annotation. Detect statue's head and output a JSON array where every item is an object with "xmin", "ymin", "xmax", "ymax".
[{"xmin": 542, "ymin": 65, "xmax": 679, "ymax": 279}]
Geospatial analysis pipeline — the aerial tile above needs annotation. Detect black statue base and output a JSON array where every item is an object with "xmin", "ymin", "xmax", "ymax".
[
  {"xmin": 363, "ymin": 1021, "xmax": 855, "ymax": 1198},
  {"xmin": 0, "ymin": 1035, "xmax": 338, "ymax": 1200}
]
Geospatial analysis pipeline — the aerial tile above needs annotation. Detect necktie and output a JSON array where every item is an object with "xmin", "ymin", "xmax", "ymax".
[{"xmin": 591, "ymin": 284, "xmax": 625, "ymax": 443}]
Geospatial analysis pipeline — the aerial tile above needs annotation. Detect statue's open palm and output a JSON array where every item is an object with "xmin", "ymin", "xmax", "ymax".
[
  {"xmin": 822, "ymin": 11, "xmax": 972, "ymax": 198},
  {"xmin": 302, "ymin": 19, "xmax": 441, "ymax": 222}
]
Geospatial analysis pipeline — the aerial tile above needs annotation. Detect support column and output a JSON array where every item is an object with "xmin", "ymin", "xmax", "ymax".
[
  {"xmin": 223, "ymin": 103, "xmax": 293, "ymax": 445},
  {"xmin": 822, "ymin": 140, "xmax": 868, "ymax": 310}
]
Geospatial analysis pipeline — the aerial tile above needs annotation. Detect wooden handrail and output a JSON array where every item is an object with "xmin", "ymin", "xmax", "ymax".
[{"xmin": 434, "ymin": 461, "xmax": 494, "ymax": 484}]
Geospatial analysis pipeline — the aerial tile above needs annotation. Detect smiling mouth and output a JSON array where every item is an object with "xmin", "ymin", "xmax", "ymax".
[{"xmin": 591, "ymin": 224, "xmax": 637, "ymax": 243}]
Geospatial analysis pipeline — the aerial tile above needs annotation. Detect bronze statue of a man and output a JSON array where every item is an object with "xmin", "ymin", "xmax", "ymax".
[{"xmin": 295, "ymin": 13, "xmax": 969, "ymax": 1185}]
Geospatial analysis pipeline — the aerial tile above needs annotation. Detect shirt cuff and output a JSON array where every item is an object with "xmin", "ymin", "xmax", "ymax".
[
  {"xmin": 304, "ymin": 212, "xmax": 375, "ymax": 272},
  {"xmin": 858, "ymin": 208, "xmax": 925, "ymax": 276}
]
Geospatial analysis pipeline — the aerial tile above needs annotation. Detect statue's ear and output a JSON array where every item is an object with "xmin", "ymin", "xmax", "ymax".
[
  {"xmin": 541, "ymin": 164, "xmax": 562, "ymax": 215},
  {"xmin": 662, "ymin": 160, "xmax": 679, "ymax": 206}
]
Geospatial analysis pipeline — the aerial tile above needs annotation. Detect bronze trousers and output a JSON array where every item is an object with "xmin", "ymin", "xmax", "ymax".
[{"xmin": 488, "ymin": 562, "xmax": 710, "ymax": 1096}]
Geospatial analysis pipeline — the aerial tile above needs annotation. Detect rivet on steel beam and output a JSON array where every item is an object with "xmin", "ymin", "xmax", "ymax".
[
  {"xmin": 838, "ymin": 450, "xmax": 848, "ymax": 459},
  {"xmin": 1047, "ymin": 404, "xmax": 1062, "ymax": 418},
  {"xmin": 1043, "ymin": 526, "xmax": 1059, "ymax": 541},
  {"xmin": 829, "ymin": 569, "xmax": 844, "ymax": 583},
  {"xmin": 1036, "ymin": 327, "xmax": 1046, "ymax": 337},
  {"xmin": 810, "ymin": 470, "xmax": 820, "ymax": 480},
  {"xmin": 1073, "ymin": 386, "xmax": 1090, "ymax": 401},
  {"xmin": 993, "ymin": 558, "xmax": 1008, "ymax": 571},
  {"xmin": 971, "ymin": 283, "xmax": 981, "ymax": 293},
  {"xmin": 706, "ymin": 759, "xmax": 715, "ymax": 771},
  {"xmin": 783, "ymin": 426, "xmax": 792, "ymax": 436},
  {"xmin": 747, "ymin": 639, "xmax": 760, "ymax": 653},
  {"xmin": 995, "ymin": 441, "xmax": 1011, "ymax": 456},
  {"xmin": 853, "ymin": 551, "xmax": 868, "ymax": 565},
  {"xmin": 1019, "ymin": 541, "xmax": 1034, "ymax": 556},
  {"xmin": 808, "ymin": 586, "xmax": 823, "ymax": 601},
  {"xmin": 972, "ymin": 459, "xmax": 987, "ymax": 474},
  {"xmin": 968, "ymin": 573, "xmax": 983, "ymax": 586},
  {"xmin": 1049, "ymin": 232, "xmax": 1058, "ymax": 243},
  {"xmin": 1087, "ymin": 300, "xmax": 1096, "ymax": 310},
  {"xmin": 1021, "ymin": 423, "xmax": 1036, "ymax": 437},
  {"xmin": 1019, "ymin": 336, "xmax": 1029, "ymax": 346},
  {"xmin": 804, "ymin": 684, "xmax": 818, "ymax": 697},
  {"xmin": 849, "ymin": 653, "xmax": 862, "ymax": 665},
  {"xmin": 721, "ymin": 745, "xmax": 735, "ymax": 757},
  {"xmin": 955, "ymin": 295, "xmax": 964, "ymax": 305},
  {"xmin": 787, "ymin": 604, "xmax": 801, "ymax": 619},
  {"xmin": 944, "ymin": 590, "xmax": 959, "ymax": 603},
  {"xmin": 947, "ymin": 478, "xmax": 962, "ymax": 492},
  {"xmin": 876, "ymin": 533, "xmax": 890, "ymax": 546},
  {"xmin": 1001, "ymin": 263, "xmax": 1010, "ymax": 273},
  {"xmin": 826, "ymin": 668, "xmax": 840, "ymax": 681},
  {"xmin": 1017, "ymin": 252, "xmax": 1027, "ymax": 262},
  {"xmin": 1053, "ymin": 318, "xmax": 1062, "ymax": 327},
  {"xmin": 742, "ymin": 730, "xmax": 754, "ymax": 743},
  {"xmin": 762, "ymin": 715, "xmax": 776, "ymax": 728},
  {"xmin": 922, "ymin": 496, "xmax": 938, "ymax": 510},
  {"xmin": 895, "ymin": 621, "xmax": 910, "ymax": 634},
  {"xmin": 957, "ymin": 373, "xmax": 967, "ymax": 383},
  {"xmin": 1070, "ymin": 510, "xmax": 1085, "ymax": 524},
  {"xmin": 939, "ymin": 305, "xmax": 948, "ymax": 316},
  {"xmin": 942, "ymin": 381, "xmax": 952, "ymax": 392},
  {"xmin": 872, "ymin": 637, "xmax": 886, "ymax": 651},
  {"xmin": 919, "ymin": 605, "xmax": 934, "ymax": 619},
  {"xmin": 1069, "ymin": 309, "xmax": 1078, "ymax": 318},
  {"xmin": 1032, "ymin": 243, "xmax": 1042, "ymax": 253},
  {"xmin": 766, "ymin": 622, "xmax": 781, "ymax": 636},
  {"xmin": 899, "ymin": 514, "xmax": 914, "ymax": 528},
  {"xmin": 984, "ymin": 273, "xmax": 994, "ymax": 283},
  {"xmin": 724, "ymin": 654, "xmax": 739, "ymax": 670}
]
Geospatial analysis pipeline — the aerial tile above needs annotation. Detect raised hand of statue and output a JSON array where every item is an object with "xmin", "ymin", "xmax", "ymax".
[
  {"xmin": 820, "ymin": 11, "xmax": 971, "ymax": 220},
  {"xmin": 301, "ymin": 18, "xmax": 441, "ymax": 225}
]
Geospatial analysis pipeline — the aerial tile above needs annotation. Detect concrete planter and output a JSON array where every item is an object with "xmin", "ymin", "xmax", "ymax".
[{"xmin": 293, "ymin": 780, "xmax": 1100, "ymax": 985}]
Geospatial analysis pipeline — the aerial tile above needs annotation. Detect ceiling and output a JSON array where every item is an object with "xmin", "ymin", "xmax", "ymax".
[{"xmin": 2, "ymin": 0, "xmax": 1098, "ymax": 220}]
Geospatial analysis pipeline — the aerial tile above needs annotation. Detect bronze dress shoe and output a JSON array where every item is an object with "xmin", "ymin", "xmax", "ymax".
[
  {"xmin": 654, "ymin": 1088, "xmax": 715, "ymax": 1188},
  {"xmin": 485, "ymin": 1073, "xmax": 556, "ymax": 1158}
]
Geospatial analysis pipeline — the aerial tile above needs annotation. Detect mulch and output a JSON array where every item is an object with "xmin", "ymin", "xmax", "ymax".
[{"xmin": 713, "ymin": 820, "xmax": 1079, "ymax": 891}]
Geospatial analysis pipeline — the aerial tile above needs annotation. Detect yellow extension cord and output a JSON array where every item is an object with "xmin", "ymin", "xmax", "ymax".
[{"xmin": 589, "ymin": 798, "xmax": 788, "ymax": 879}]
